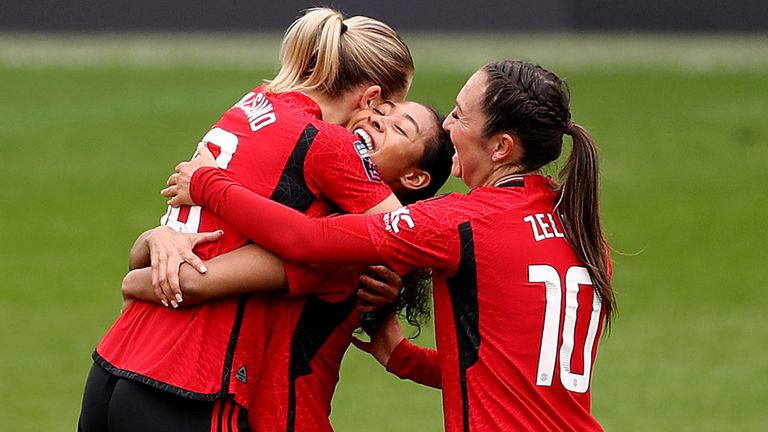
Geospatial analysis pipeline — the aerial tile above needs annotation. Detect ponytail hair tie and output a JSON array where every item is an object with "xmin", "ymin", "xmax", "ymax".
[
  {"xmin": 340, "ymin": 22, "xmax": 348, "ymax": 35},
  {"xmin": 565, "ymin": 120, "xmax": 575, "ymax": 135}
]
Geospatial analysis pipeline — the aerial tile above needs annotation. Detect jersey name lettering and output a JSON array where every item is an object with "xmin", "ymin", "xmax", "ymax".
[
  {"xmin": 523, "ymin": 213, "xmax": 564, "ymax": 242},
  {"xmin": 235, "ymin": 91, "xmax": 277, "ymax": 132}
]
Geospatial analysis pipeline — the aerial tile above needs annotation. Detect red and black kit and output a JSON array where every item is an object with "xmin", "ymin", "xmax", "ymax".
[
  {"xmin": 81, "ymin": 85, "xmax": 391, "ymax": 431},
  {"xmin": 189, "ymin": 170, "xmax": 607, "ymax": 432}
]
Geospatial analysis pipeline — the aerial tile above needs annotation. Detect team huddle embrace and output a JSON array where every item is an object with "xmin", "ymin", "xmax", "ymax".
[{"xmin": 78, "ymin": 7, "xmax": 615, "ymax": 432}]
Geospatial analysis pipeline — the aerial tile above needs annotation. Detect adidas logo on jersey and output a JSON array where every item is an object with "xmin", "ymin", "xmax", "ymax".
[
  {"xmin": 383, "ymin": 207, "xmax": 415, "ymax": 234},
  {"xmin": 235, "ymin": 366, "xmax": 247, "ymax": 383}
]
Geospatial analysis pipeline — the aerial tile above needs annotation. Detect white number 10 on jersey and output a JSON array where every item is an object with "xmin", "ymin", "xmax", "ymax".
[{"xmin": 529, "ymin": 265, "xmax": 602, "ymax": 394}]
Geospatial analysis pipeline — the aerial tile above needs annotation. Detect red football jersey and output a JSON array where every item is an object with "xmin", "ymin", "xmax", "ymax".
[
  {"xmin": 94, "ymin": 85, "xmax": 391, "ymax": 407},
  {"xmin": 184, "ymin": 166, "xmax": 608, "ymax": 431},
  {"xmin": 243, "ymin": 225, "xmax": 368, "ymax": 432},
  {"xmin": 367, "ymin": 175, "xmax": 606, "ymax": 432},
  {"xmin": 245, "ymin": 293, "xmax": 361, "ymax": 432}
]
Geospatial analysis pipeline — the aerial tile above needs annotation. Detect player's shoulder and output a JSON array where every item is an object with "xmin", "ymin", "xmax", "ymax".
[
  {"xmin": 407, "ymin": 192, "xmax": 476, "ymax": 224},
  {"xmin": 310, "ymin": 120, "xmax": 357, "ymax": 144},
  {"xmin": 414, "ymin": 192, "xmax": 463, "ymax": 207},
  {"xmin": 305, "ymin": 120, "xmax": 366, "ymax": 162}
]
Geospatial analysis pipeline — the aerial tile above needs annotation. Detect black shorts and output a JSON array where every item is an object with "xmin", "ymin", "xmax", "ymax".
[{"xmin": 78, "ymin": 362, "xmax": 250, "ymax": 432}]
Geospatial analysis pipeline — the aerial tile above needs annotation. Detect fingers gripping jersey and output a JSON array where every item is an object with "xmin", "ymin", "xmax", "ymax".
[
  {"xmin": 95, "ymin": 86, "xmax": 391, "ymax": 405},
  {"xmin": 367, "ymin": 176, "xmax": 606, "ymax": 432}
]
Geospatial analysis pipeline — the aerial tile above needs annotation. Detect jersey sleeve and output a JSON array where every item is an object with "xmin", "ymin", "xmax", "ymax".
[
  {"xmin": 283, "ymin": 261, "xmax": 365, "ymax": 303},
  {"xmin": 303, "ymin": 124, "xmax": 393, "ymax": 214},
  {"xmin": 190, "ymin": 166, "xmax": 385, "ymax": 267},
  {"xmin": 366, "ymin": 195, "xmax": 464, "ymax": 276},
  {"xmin": 385, "ymin": 339, "xmax": 442, "ymax": 389}
]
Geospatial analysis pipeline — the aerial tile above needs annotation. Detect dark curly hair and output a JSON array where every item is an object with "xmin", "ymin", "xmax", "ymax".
[{"xmin": 359, "ymin": 268, "xmax": 432, "ymax": 337}]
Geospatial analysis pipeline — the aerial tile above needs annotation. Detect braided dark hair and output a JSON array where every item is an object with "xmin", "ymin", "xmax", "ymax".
[{"xmin": 482, "ymin": 60, "xmax": 616, "ymax": 329}]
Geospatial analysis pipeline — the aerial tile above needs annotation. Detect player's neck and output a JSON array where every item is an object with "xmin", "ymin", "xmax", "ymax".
[{"xmin": 306, "ymin": 90, "xmax": 354, "ymax": 126}]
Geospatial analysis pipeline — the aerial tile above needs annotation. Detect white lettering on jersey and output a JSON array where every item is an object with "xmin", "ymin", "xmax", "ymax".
[
  {"xmin": 235, "ymin": 91, "xmax": 277, "ymax": 132},
  {"xmin": 383, "ymin": 207, "xmax": 415, "ymax": 234},
  {"xmin": 160, "ymin": 127, "xmax": 241, "ymax": 233},
  {"xmin": 523, "ymin": 213, "xmax": 565, "ymax": 242}
]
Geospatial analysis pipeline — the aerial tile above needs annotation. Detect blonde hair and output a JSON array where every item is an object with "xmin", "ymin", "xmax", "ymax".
[{"xmin": 266, "ymin": 8, "xmax": 414, "ymax": 100}]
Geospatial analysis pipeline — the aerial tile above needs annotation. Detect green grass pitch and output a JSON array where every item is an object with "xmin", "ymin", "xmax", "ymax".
[{"xmin": 0, "ymin": 34, "xmax": 767, "ymax": 431}]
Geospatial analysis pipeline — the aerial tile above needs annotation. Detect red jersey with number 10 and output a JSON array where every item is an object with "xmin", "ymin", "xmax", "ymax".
[
  {"xmin": 367, "ymin": 175, "xmax": 606, "ymax": 432},
  {"xmin": 94, "ymin": 85, "xmax": 391, "ymax": 408}
]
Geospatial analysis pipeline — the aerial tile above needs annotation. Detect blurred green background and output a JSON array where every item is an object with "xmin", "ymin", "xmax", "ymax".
[{"xmin": 1, "ymin": 34, "xmax": 767, "ymax": 431}]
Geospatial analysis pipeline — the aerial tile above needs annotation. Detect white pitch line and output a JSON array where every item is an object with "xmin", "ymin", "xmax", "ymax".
[{"xmin": 1, "ymin": 33, "xmax": 767, "ymax": 72}]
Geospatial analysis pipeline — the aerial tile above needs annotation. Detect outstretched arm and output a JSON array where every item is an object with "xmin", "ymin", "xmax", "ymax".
[
  {"xmin": 123, "ymin": 243, "xmax": 404, "ymax": 311},
  {"xmin": 189, "ymin": 166, "xmax": 385, "ymax": 267},
  {"xmin": 159, "ymin": 144, "xmax": 387, "ymax": 268}
]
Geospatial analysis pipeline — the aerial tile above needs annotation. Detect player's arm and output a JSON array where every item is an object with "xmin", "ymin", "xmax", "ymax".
[
  {"xmin": 127, "ymin": 225, "xmax": 222, "ymax": 307},
  {"xmin": 159, "ymin": 145, "xmax": 380, "ymax": 266},
  {"xmin": 363, "ymin": 193, "xmax": 402, "ymax": 214},
  {"xmin": 122, "ymin": 243, "xmax": 287, "ymax": 307},
  {"xmin": 123, "ymin": 242, "xmax": 402, "ymax": 309},
  {"xmin": 352, "ymin": 313, "xmax": 442, "ymax": 389},
  {"xmin": 300, "ymin": 127, "xmax": 404, "ymax": 215},
  {"xmin": 128, "ymin": 228, "xmax": 154, "ymax": 270},
  {"xmin": 386, "ymin": 340, "xmax": 442, "ymax": 389},
  {"xmin": 185, "ymin": 165, "xmax": 383, "ymax": 265},
  {"xmin": 164, "ymin": 145, "xmax": 455, "ymax": 272}
]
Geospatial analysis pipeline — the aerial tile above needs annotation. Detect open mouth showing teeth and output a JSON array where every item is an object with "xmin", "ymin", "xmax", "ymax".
[{"xmin": 354, "ymin": 128, "xmax": 374, "ymax": 152}]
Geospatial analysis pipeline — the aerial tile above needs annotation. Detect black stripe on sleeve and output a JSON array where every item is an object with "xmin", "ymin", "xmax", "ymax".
[{"xmin": 270, "ymin": 124, "xmax": 318, "ymax": 212}]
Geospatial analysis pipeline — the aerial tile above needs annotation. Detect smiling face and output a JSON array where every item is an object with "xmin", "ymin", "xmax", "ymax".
[
  {"xmin": 347, "ymin": 101, "xmax": 438, "ymax": 195},
  {"xmin": 442, "ymin": 70, "xmax": 493, "ymax": 189}
]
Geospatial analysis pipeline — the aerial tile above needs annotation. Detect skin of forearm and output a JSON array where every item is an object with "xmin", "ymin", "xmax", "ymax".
[
  {"xmin": 182, "ymin": 244, "xmax": 288, "ymax": 300},
  {"xmin": 121, "ymin": 267, "xmax": 160, "ymax": 303},
  {"xmin": 123, "ymin": 244, "xmax": 291, "ymax": 307},
  {"xmin": 128, "ymin": 229, "xmax": 154, "ymax": 270}
]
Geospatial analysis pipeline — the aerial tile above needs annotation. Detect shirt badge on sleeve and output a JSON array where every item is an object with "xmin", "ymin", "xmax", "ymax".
[
  {"xmin": 383, "ymin": 207, "xmax": 415, "ymax": 234},
  {"xmin": 353, "ymin": 141, "xmax": 383, "ymax": 182}
]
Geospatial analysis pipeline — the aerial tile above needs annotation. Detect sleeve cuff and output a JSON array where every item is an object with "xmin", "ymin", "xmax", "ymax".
[{"xmin": 385, "ymin": 338, "xmax": 415, "ymax": 377}]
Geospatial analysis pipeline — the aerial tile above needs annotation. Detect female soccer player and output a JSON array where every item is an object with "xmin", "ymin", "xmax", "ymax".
[
  {"xmin": 121, "ymin": 100, "xmax": 453, "ymax": 432},
  {"xmin": 78, "ymin": 8, "xmax": 418, "ymax": 432},
  {"xmin": 164, "ymin": 59, "xmax": 616, "ymax": 431}
]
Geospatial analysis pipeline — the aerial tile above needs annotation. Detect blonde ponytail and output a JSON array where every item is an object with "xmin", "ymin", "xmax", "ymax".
[{"xmin": 267, "ymin": 8, "xmax": 413, "ymax": 100}]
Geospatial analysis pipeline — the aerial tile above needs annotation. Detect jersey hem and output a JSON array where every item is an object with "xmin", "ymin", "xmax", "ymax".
[{"xmin": 92, "ymin": 351, "xmax": 226, "ymax": 402}]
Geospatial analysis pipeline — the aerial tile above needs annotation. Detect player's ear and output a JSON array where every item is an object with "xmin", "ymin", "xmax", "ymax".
[
  {"xmin": 358, "ymin": 85, "xmax": 383, "ymax": 109},
  {"xmin": 491, "ymin": 132, "xmax": 519, "ymax": 163},
  {"xmin": 398, "ymin": 169, "xmax": 431, "ymax": 191}
]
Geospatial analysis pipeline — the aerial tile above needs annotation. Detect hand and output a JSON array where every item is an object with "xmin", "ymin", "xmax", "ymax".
[
  {"xmin": 356, "ymin": 265, "xmax": 402, "ymax": 313},
  {"xmin": 146, "ymin": 226, "xmax": 223, "ymax": 307},
  {"xmin": 161, "ymin": 143, "xmax": 218, "ymax": 207},
  {"xmin": 352, "ymin": 312, "xmax": 405, "ymax": 367}
]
